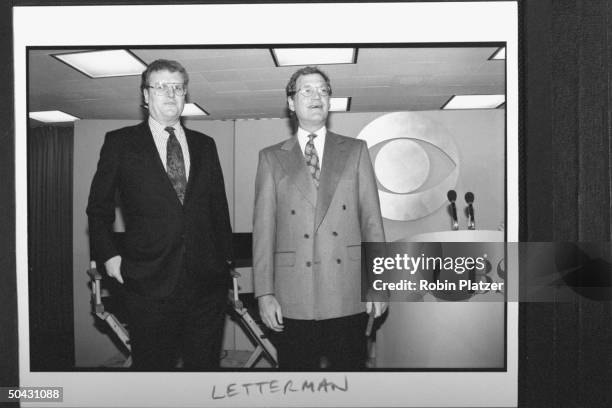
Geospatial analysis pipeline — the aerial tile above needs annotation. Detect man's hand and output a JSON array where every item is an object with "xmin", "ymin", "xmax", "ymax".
[
  {"xmin": 366, "ymin": 301, "xmax": 388, "ymax": 318},
  {"xmin": 104, "ymin": 255, "xmax": 124, "ymax": 284},
  {"xmin": 258, "ymin": 294, "xmax": 284, "ymax": 332}
]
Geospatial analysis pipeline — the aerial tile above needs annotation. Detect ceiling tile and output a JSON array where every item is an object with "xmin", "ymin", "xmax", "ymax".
[{"xmin": 28, "ymin": 47, "xmax": 505, "ymax": 122}]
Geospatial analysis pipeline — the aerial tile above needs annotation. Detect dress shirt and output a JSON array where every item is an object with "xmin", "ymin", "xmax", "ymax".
[
  {"xmin": 148, "ymin": 116, "xmax": 191, "ymax": 179},
  {"xmin": 297, "ymin": 126, "xmax": 326, "ymax": 168}
]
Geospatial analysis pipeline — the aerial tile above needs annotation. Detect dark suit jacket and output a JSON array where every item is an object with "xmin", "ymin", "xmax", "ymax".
[{"xmin": 87, "ymin": 121, "xmax": 233, "ymax": 297}]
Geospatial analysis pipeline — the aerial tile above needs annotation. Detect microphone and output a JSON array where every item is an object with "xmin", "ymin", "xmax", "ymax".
[
  {"xmin": 447, "ymin": 190, "xmax": 459, "ymax": 230},
  {"xmin": 465, "ymin": 192, "xmax": 475, "ymax": 230}
]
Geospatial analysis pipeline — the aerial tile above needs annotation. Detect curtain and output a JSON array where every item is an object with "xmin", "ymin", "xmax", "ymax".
[{"xmin": 27, "ymin": 125, "xmax": 74, "ymax": 370}]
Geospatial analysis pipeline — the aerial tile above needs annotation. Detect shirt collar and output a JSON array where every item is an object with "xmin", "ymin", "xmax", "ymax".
[
  {"xmin": 297, "ymin": 126, "xmax": 326, "ymax": 140},
  {"xmin": 148, "ymin": 116, "xmax": 182, "ymax": 135}
]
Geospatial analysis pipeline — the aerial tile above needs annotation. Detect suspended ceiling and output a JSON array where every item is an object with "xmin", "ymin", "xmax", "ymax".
[{"xmin": 28, "ymin": 46, "xmax": 505, "ymax": 123}]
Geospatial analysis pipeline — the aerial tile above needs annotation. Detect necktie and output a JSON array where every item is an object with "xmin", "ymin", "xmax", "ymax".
[
  {"xmin": 165, "ymin": 126, "xmax": 187, "ymax": 204},
  {"xmin": 304, "ymin": 133, "xmax": 321, "ymax": 188}
]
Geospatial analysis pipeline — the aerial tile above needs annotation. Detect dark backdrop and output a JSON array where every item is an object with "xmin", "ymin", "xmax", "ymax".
[
  {"xmin": 2, "ymin": 1, "xmax": 612, "ymax": 406},
  {"xmin": 27, "ymin": 126, "xmax": 74, "ymax": 371}
]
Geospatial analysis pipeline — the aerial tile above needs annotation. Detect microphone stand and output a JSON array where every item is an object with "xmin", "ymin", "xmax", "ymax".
[{"xmin": 465, "ymin": 192, "xmax": 475, "ymax": 230}]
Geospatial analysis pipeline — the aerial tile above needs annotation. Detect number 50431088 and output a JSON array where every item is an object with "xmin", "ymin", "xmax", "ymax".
[{"xmin": 2, "ymin": 387, "xmax": 63, "ymax": 402}]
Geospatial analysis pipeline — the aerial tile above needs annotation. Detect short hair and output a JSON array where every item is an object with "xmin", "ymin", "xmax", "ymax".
[
  {"xmin": 285, "ymin": 66, "xmax": 332, "ymax": 98},
  {"xmin": 140, "ymin": 59, "xmax": 189, "ymax": 92}
]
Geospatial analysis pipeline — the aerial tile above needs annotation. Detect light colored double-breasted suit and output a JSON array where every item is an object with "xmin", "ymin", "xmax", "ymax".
[{"xmin": 253, "ymin": 131, "xmax": 385, "ymax": 320}]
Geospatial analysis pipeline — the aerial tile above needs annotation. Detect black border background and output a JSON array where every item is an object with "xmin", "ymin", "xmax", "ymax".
[
  {"xmin": 0, "ymin": 0, "xmax": 17, "ymax": 402},
  {"xmin": 3, "ymin": 0, "xmax": 612, "ymax": 406},
  {"xmin": 520, "ymin": 1, "xmax": 612, "ymax": 406}
]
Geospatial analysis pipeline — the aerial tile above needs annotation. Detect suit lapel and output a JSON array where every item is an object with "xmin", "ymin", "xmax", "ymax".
[
  {"xmin": 137, "ymin": 122, "xmax": 170, "ymax": 183},
  {"xmin": 183, "ymin": 128, "xmax": 199, "ymax": 205},
  {"xmin": 136, "ymin": 121, "xmax": 183, "ymax": 206},
  {"xmin": 315, "ymin": 132, "xmax": 350, "ymax": 231},
  {"xmin": 275, "ymin": 137, "xmax": 317, "ymax": 207}
]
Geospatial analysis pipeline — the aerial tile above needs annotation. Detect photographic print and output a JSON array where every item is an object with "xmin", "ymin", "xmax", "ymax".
[{"xmin": 15, "ymin": 2, "xmax": 518, "ymax": 406}]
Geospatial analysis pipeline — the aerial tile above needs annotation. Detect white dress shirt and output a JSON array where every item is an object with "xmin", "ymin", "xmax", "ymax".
[
  {"xmin": 297, "ymin": 126, "xmax": 326, "ymax": 168},
  {"xmin": 148, "ymin": 116, "xmax": 191, "ymax": 179}
]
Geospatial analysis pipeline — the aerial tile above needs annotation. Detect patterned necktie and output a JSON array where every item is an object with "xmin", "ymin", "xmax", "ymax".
[
  {"xmin": 165, "ymin": 126, "xmax": 187, "ymax": 204},
  {"xmin": 304, "ymin": 133, "xmax": 321, "ymax": 188}
]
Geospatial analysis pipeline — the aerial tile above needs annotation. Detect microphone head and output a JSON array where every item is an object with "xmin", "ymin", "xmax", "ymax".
[
  {"xmin": 447, "ymin": 190, "xmax": 457, "ymax": 202},
  {"xmin": 465, "ymin": 192, "xmax": 474, "ymax": 204}
]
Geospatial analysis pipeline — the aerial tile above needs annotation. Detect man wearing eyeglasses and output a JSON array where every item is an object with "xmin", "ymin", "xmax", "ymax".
[
  {"xmin": 87, "ymin": 59, "xmax": 233, "ymax": 370},
  {"xmin": 253, "ymin": 66, "xmax": 387, "ymax": 370}
]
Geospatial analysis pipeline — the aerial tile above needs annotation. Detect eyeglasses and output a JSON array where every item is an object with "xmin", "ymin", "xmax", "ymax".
[
  {"xmin": 296, "ymin": 85, "xmax": 331, "ymax": 98},
  {"xmin": 146, "ymin": 82, "xmax": 187, "ymax": 97}
]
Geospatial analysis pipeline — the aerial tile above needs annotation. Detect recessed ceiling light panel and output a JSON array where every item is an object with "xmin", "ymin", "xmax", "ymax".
[
  {"xmin": 329, "ymin": 97, "xmax": 351, "ymax": 112},
  {"xmin": 490, "ymin": 47, "xmax": 506, "ymax": 60},
  {"xmin": 442, "ymin": 94, "xmax": 505, "ymax": 110},
  {"xmin": 181, "ymin": 103, "xmax": 209, "ymax": 117},
  {"xmin": 272, "ymin": 48, "xmax": 357, "ymax": 66},
  {"xmin": 52, "ymin": 49, "xmax": 147, "ymax": 78},
  {"xmin": 29, "ymin": 110, "xmax": 80, "ymax": 123}
]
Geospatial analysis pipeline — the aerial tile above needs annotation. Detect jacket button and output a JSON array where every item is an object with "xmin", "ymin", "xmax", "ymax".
[
  {"xmin": 306, "ymin": 261, "xmax": 312, "ymax": 267},
  {"xmin": 332, "ymin": 231, "xmax": 338, "ymax": 236},
  {"xmin": 342, "ymin": 205, "xmax": 346, "ymax": 210},
  {"xmin": 291, "ymin": 210, "xmax": 296, "ymax": 215},
  {"xmin": 336, "ymin": 259, "xmax": 342, "ymax": 264},
  {"xmin": 304, "ymin": 234, "xmax": 309, "ymax": 239}
]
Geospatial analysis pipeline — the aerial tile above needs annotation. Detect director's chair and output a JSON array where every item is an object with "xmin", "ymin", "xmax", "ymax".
[
  {"xmin": 87, "ymin": 260, "xmax": 132, "ymax": 368},
  {"xmin": 88, "ymin": 259, "xmax": 277, "ymax": 368},
  {"xmin": 228, "ymin": 265, "xmax": 278, "ymax": 368}
]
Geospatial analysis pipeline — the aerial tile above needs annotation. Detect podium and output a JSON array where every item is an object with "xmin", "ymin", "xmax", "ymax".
[
  {"xmin": 408, "ymin": 229, "xmax": 504, "ymax": 242},
  {"xmin": 375, "ymin": 230, "xmax": 506, "ymax": 368}
]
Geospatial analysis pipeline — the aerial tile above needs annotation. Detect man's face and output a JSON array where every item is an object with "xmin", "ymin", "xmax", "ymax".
[
  {"xmin": 143, "ymin": 69, "xmax": 186, "ymax": 126},
  {"xmin": 288, "ymin": 73, "xmax": 330, "ymax": 131}
]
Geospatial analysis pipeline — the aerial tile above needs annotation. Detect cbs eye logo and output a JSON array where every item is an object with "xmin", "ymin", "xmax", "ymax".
[{"xmin": 357, "ymin": 112, "xmax": 460, "ymax": 221}]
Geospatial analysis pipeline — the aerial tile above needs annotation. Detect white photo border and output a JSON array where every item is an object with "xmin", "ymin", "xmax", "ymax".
[{"xmin": 15, "ymin": 2, "xmax": 519, "ymax": 407}]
